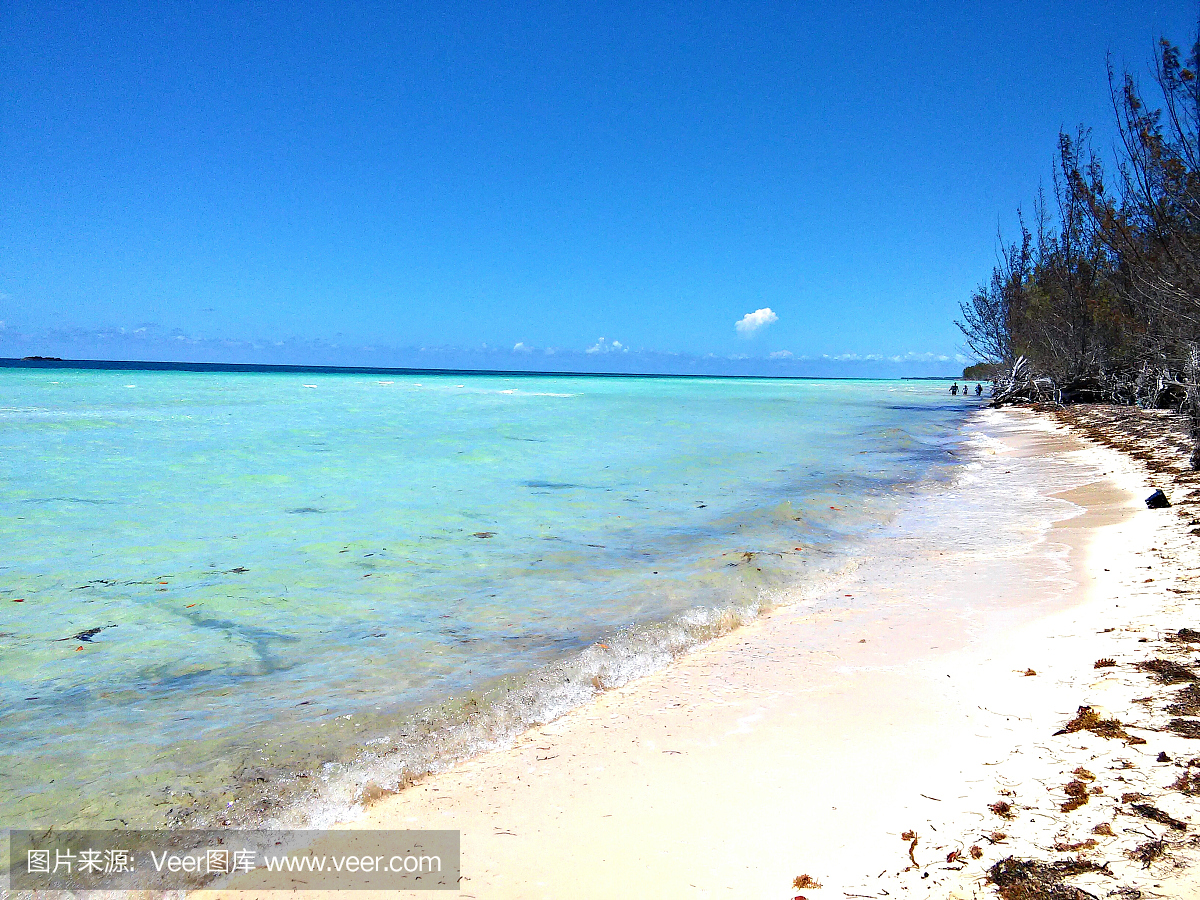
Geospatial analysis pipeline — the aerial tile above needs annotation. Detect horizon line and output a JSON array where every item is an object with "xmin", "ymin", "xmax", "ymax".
[{"xmin": 0, "ymin": 356, "xmax": 963, "ymax": 381}]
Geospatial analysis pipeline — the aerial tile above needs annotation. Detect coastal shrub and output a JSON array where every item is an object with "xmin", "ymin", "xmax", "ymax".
[{"xmin": 958, "ymin": 29, "xmax": 1200, "ymax": 455}]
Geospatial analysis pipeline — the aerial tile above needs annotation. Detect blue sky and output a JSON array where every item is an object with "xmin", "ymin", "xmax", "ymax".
[{"xmin": 1, "ymin": 1, "xmax": 1195, "ymax": 375}]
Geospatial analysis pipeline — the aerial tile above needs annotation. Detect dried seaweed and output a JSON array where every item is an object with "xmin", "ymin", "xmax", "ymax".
[
  {"xmin": 1053, "ymin": 839, "xmax": 1097, "ymax": 851},
  {"xmin": 1168, "ymin": 684, "xmax": 1200, "ymax": 716},
  {"xmin": 1094, "ymin": 658, "xmax": 1116, "ymax": 668},
  {"xmin": 1136, "ymin": 658, "xmax": 1198, "ymax": 683},
  {"xmin": 1054, "ymin": 706, "xmax": 1145, "ymax": 743},
  {"xmin": 1061, "ymin": 780, "xmax": 1090, "ymax": 812},
  {"xmin": 986, "ymin": 856, "xmax": 1108, "ymax": 900},
  {"xmin": 1129, "ymin": 802, "xmax": 1188, "ymax": 830},
  {"xmin": 1171, "ymin": 770, "xmax": 1200, "ymax": 795},
  {"xmin": 1128, "ymin": 839, "xmax": 1167, "ymax": 868},
  {"xmin": 900, "ymin": 829, "xmax": 919, "ymax": 868},
  {"xmin": 1169, "ymin": 718, "xmax": 1200, "ymax": 739}
]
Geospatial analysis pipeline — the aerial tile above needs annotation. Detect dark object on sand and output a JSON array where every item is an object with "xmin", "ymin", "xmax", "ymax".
[
  {"xmin": 1130, "ymin": 802, "xmax": 1188, "ymax": 830},
  {"xmin": 989, "ymin": 800, "xmax": 1016, "ymax": 819},
  {"xmin": 1130, "ymin": 838, "xmax": 1167, "ymax": 869},
  {"xmin": 1169, "ymin": 718, "xmax": 1200, "ymax": 738},
  {"xmin": 987, "ymin": 856, "xmax": 1109, "ymax": 900},
  {"xmin": 1055, "ymin": 705, "xmax": 1144, "ymax": 742},
  {"xmin": 1137, "ymin": 658, "xmax": 1198, "ymax": 683},
  {"xmin": 1146, "ymin": 489, "xmax": 1170, "ymax": 509}
]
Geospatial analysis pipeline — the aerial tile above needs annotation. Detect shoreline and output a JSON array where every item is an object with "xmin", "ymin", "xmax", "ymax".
[
  {"xmin": 2, "ymin": 376, "xmax": 963, "ymax": 836},
  {"xmin": 200, "ymin": 404, "xmax": 1200, "ymax": 898}
]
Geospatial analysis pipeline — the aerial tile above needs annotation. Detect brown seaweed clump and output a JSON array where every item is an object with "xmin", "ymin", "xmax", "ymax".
[
  {"xmin": 1055, "ymin": 706, "xmax": 1145, "ymax": 744},
  {"xmin": 1136, "ymin": 658, "xmax": 1198, "ymax": 683},
  {"xmin": 986, "ymin": 856, "xmax": 1110, "ymax": 900},
  {"xmin": 899, "ymin": 830, "xmax": 919, "ymax": 868},
  {"xmin": 1061, "ymin": 780, "xmax": 1090, "ymax": 812},
  {"xmin": 1167, "ymin": 683, "xmax": 1200, "ymax": 716},
  {"xmin": 990, "ymin": 800, "xmax": 1017, "ymax": 819},
  {"xmin": 1129, "ymin": 802, "xmax": 1188, "ymax": 831},
  {"xmin": 792, "ymin": 873, "xmax": 821, "ymax": 889},
  {"xmin": 1053, "ymin": 839, "xmax": 1097, "ymax": 852},
  {"xmin": 1169, "ymin": 718, "xmax": 1200, "ymax": 739},
  {"xmin": 1129, "ymin": 839, "xmax": 1167, "ymax": 869},
  {"xmin": 1172, "ymin": 768, "xmax": 1200, "ymax": 795}
]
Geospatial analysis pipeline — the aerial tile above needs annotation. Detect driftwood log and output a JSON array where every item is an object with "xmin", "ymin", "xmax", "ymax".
[{"xmin": 989, "ymin": 356, "xmax": 1194, "ymax": 411}]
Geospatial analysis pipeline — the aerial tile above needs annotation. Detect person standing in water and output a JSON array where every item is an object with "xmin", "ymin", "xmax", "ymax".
[
  {"xmin": 975, "ymin": 383, "xmax": 983, "ymax": 397},
  {"xmin": 950, "ymin": 383, "xmax": 959, "ymax": 396}
]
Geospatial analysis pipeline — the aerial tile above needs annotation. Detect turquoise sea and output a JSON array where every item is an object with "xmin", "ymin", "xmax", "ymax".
[{"xmin": 0, "ymin": 367, "xmax": 971, "ymax": 830}]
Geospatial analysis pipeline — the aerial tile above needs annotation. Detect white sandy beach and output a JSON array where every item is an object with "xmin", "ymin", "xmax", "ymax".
[{"xmin": 203, "ymin": 406, "xmax": 1200, "ymax": 899}]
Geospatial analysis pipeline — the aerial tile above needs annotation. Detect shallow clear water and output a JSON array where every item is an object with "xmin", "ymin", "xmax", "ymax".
[{"xmin": 0, "ymin": 370, "xmax": 970, "ymax": 829}]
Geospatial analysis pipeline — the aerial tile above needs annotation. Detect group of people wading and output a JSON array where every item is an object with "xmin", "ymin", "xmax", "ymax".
[{"xmin": 949, "ymin": 382, "xmax": 983, "ymax": 398}]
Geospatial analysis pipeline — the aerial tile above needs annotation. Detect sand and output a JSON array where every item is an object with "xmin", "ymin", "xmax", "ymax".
[{"xmin": 202, "ymin": 406, "xmax": 1200, "ymax": 899}]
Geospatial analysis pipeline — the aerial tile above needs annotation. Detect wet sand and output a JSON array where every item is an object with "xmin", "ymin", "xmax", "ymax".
[{"xmin": 203, "ymin": 406, "xmax": 1200, "ymax": 898}]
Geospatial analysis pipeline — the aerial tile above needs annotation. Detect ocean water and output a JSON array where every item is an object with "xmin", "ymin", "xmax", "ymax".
[{"xmin": 0, "ymin": 369, "xmax": 971, "ymax": 830}]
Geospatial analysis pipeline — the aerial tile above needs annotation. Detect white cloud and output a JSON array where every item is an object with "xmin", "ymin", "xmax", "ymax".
[
  {"xmin": 586, "ymin": 337, "xmax": 628, "ymax": 354},
  {"xmin": 735, "ymin": 308, "xmax": 778, "ymax": 337},
  {"xmin": 769, "ymin": 350, "xmax": 793, "ymax": 359},
  {"xmin": 513, "ymin": 342, "xmax": 530, "ymax": 352},
  {"xmin": 808, "ymin": 350, "xmax": 952, "ymax": 363}
]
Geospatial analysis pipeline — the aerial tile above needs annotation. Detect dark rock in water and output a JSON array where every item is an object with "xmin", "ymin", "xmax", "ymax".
[
  {"xmin": 1146, "ymin": 489, "xmax": 1171, "ymax": 509},
  {"xmin": 472, "ymin": 532, "xmax": 495, "ymax": 539},
  {"xmin": 54, "ymin": 626, "xmax": 113, "ymax": 643},
  {"xmin": 286, "ymin": 507, "xmax": 324, "ymax": 514}
]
